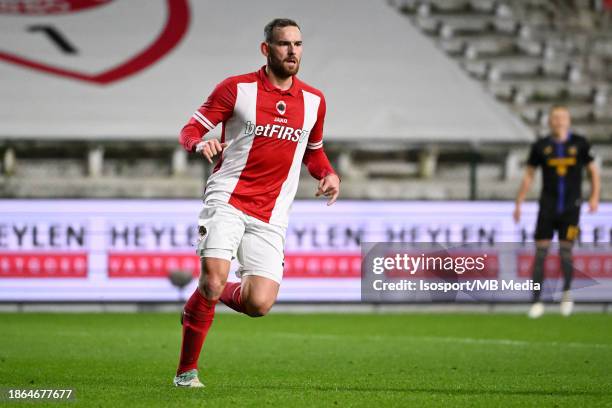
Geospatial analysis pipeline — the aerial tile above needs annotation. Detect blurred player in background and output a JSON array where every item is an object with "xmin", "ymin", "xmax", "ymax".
[
  {"xmin": 514, "ymin": 105, "xmax": 600, "ymax": 319},
  {"xmin": 173, "ymin": 18, "xmax": 340, "ymax": 387}
]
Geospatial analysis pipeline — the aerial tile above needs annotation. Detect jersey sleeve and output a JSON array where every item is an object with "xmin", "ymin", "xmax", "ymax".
[
  {"xmin": 579, "ymin": 138, "xmax": 595, "ymax": 164},
  {"xmin": 302, "ymin": 94, "xmax": 337, "ymax": 179},
  {"xmin": 306, "ymin": 94, "xmax": 326, "ymax": 151},
  {"xmin": 303, "ymin": 146, "xmax": 336, "ymax": 180},
  {"xmin": 179, "ymin": 78, "xmax": 236, "ymax": 152},
  {"xmin": 526, "ymin": 142, "xmax": 542, "ymax": 167}
]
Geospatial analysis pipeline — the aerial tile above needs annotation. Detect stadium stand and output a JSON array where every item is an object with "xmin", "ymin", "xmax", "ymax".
[
  {"xmin": 392, "ymin": 0, "xmax": 612, "ymax": 192},
  {"xmin": 0, "ymin": 0, "xmax": 609, "ymax": 200}
]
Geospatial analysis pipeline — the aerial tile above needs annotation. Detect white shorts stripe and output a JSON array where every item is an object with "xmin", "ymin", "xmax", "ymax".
[
  {"xmin": 194, "ymin": 111, "xmax": 215, "ymax": 129},
  {"xmin": 192, "ymin": 114, "xmax": 213, "ymax": 131}
]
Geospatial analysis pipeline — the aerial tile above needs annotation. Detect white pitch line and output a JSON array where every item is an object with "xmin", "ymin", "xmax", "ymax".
[{"xmin": 271, "ymin": 332, "xmax": 612, "ymax": 349}]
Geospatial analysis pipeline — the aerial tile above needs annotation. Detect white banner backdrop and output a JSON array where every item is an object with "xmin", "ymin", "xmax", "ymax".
[
  {"xmin": 0, "ymin": 0, "xmax": 533, "ymax": 143},
  {"xmin": 0, "ymin": 200, "xmax": 610, "ymax": 302}
]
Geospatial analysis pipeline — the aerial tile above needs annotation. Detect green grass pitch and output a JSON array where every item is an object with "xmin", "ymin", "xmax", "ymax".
[{"xmin": 0, "ymin": 312, "xmax": 611, "ymax": 407}]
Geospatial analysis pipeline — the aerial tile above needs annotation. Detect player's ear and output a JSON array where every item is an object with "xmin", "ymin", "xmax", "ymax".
[{"xmin": 260, "ymin": 42, "xmax": 269, "ymax": 57}]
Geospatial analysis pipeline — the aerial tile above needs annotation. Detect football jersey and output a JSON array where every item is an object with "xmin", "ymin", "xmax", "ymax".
[
  {"xmin": 527, "ymin": 133, "xmax": 594, "ymax": 213},
  {"xmin": 183, "ymin": 66, "xmax": 326, "ymax": 227}
]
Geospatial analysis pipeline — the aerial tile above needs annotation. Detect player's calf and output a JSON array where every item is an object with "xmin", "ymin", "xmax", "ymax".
[
  {"xmin": 174, "ymin": 257, "xmax": 230, "ymax": 376},
  {"xmin": 531, "ymin": 241, "xmax": 550, "ymax": 303},
  {"xmin": 559, "ymin": 241, "xmax": 574, "ymax": 292},
  {"xmin": 219, "ymin": 281, "xmax": 274, "ymax": 317},
  {"xmin": 559, "ymin": 241, "xmax": 575, "ymax": 317}
]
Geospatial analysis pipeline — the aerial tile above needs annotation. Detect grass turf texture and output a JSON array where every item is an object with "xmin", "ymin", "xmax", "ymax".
[{"xmin": 0, "ymin": 313, "xmax": 611, "ymax": 407}]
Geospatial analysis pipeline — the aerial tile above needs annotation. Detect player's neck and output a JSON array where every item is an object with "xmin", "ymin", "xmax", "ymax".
[
  {"xmin": 265, "ymin": 66, "xmax": 293, "ymax": 91},
  {"xmin": 552, "ymin": 130, "xmax": 569, "ymax": 142}
]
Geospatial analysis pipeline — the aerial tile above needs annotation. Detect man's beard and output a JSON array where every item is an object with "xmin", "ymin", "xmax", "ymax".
[{"xmin": 267, "ymin": 52, "xmax": 299, "ymax": 79}]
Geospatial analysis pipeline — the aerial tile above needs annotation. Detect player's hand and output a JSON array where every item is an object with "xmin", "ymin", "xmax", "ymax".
[
  {"xmin": 195, "ymin": 139, "xmax": 228, "ymax": 163},
  {"xmin": 315, "ymin": 173, "xmax": 340, "ymax": 206},
  {"xmin": 588, "ymin": 196, "xmax": 599, "ymax": 213},
  {"xmin": 513, "ymin": 205, "xmax": 521, "ymax": 223}
]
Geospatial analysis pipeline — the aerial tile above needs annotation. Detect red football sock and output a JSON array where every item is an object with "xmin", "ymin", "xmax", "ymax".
[
  {"xmin": 219, "ymin": 281, "xmax": 247, "ymax": 314},
  {"xmin": 177, "ymin": 289, "xmax": 217, "ymax": 375}
]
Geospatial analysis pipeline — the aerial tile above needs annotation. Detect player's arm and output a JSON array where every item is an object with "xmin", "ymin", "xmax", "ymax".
[
  {"xmin": 514, "ymin": 142, "xmax": 542, "ymax": 222},
  {"xmin": 581, "ymin": 138, "xmax": 600, "ymax": 213},
  {"xmin": 586, "ymin": 161, "xmax": 600, "ymax": 213},
  {"xmin": 302, "ymin": 95, "xmax": 340, "ymax": 205},
  {"xmin": 514, "ymin": 165, "xmax": 536, "ymax": 221},
  {"xmin": 179, "ymin": 79, "xmax": 235, "ymax": 162},
  {"xmin": 307, "ymin": 150, "xmax": 339, "ymax": 206}
]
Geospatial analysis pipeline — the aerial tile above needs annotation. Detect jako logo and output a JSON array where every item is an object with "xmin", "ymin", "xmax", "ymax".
[{"xmin": 244, "ymin": 121, "xmax": 309, "ymax": 143}]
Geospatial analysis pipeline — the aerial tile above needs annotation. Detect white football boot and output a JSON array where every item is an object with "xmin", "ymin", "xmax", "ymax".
[
  {"xmin": 528, "ymin": 302, "xmax": 544, "ymax": 319},
  {"xmin": 173, "ymin": 369, "xmax": 205, "ymax": 388}
]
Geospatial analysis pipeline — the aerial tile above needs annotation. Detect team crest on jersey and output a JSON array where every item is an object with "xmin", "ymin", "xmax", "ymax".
[
  {"xmin": 568, "ymin": 146, "xmax": 577, "ymax": 156},
  {"xmin": 0, "ymin": 0, "xmax": 189, "ymax": 85},
  {"xmin": 543, "ymin": 146, "xmax": 553, "ymax": 156},
  {"xmin": 276, "ymin": 101, "xmax": 287, "ymax": 115}
]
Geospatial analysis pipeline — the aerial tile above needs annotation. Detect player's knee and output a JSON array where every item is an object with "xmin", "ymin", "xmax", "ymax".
[
  {"xmin": 245, "ymin": 298, "xmax": 273, "ymax": 318},
  {"xmin": 559, "ymin": 245, "xmax": 572, "ymax": 260},
  {"xmin": 198, "ymin": 258, "xmax": 229, "ymax": 300},
  {"xmin": 535, "ymin": 245, "xmax": 549, "ymax": 258},
  {"xmin": 198, "ymin": 277, "xmax": 226, "ymax": 301}
]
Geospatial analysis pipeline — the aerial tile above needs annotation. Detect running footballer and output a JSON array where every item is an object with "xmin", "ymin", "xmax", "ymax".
[{"xmin": 173, "ymin": 18, "xmax": 340, "ymax": 387}]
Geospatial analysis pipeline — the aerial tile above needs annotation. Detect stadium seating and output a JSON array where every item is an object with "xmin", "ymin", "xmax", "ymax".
[
  {"xmin": 398, "ymin": 0, "xmax": 612, "ymax": 139},
  {"xmin": 391, "ymin": 0, "xmax": 611, "ymax": 199}
]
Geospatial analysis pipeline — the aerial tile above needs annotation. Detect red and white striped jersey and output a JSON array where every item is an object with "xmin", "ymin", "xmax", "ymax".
[{"xmin": 182, "ymin": 66, "xmax": 329, "ymax": 227}]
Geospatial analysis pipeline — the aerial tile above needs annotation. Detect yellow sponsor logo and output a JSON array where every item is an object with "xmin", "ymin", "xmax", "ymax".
[{"xmin": 546, "ymin": 157, "xmax": 576, "ymax": 176}]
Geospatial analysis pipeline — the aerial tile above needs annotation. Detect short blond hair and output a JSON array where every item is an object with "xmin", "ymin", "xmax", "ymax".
[{"xmin": 549, "ymin": 104, "xmax": 569, "ymax": 115}]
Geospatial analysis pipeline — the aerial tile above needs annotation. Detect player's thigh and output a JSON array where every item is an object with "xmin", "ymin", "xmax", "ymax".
[
  {"xmin": 196, "ymin": 202, "xmax": 246, "ymax": 292},
  {"xmin": 197, "ymin": 202, "xmax": 245, "ymax": 259},
  {"xmin": 557, "ymin": 209, "xmax": 581, "ymax": 243},
  {"xmin": 236, "ymin": 220, "xmax": 286, "ymax": 285},
  {"xmin": 534, "ymin": 209, "xmax": 554, "ymax": 241}
]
